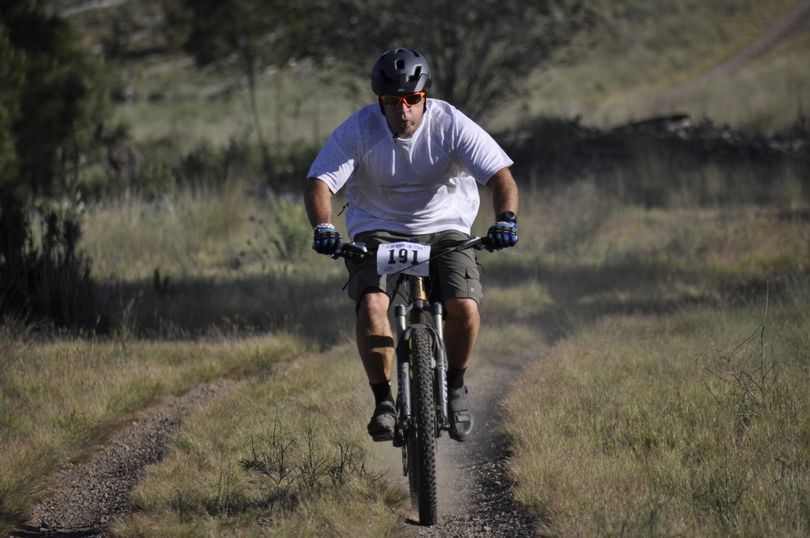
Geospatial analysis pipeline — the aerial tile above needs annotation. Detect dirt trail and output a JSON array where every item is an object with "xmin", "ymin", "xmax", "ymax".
[
  {"xmin": 375, "ymin": 349, "xmax": 542, "ymax": 537},
  {"xmin": 12, "ymin": 347, "xmax": 540, "ymax": 537},
  {"xmin": 639, "ymin": 0, "xmax": 810, "ymax": 114},
  {"xmin": 11, "ymin": 380, "xmax": 237, "ymax": 538}
]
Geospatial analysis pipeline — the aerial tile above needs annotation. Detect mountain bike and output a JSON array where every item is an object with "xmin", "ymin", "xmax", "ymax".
[{"xmin": 334, "ymin": 235, "xmax": 491, "ymax": 526}]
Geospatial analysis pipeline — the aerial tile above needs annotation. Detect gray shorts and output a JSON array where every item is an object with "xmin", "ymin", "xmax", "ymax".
[{"xmin": 345, "ymin": 230, "xmax": 483, "ymax": 304}]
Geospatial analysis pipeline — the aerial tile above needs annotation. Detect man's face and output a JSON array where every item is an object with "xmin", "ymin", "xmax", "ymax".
[{"xmin": 379, "ymin": 92, "xmax": 426, "ymax": 138}]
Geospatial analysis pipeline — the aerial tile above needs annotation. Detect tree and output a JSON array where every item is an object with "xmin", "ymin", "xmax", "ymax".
[
  {"xmin": 316, "ymin": 0, "xmax": 591, "ymax": 122},
  {"xmin": 181, "ymin": 0, "xmax": 310, "ymax": 182},
  {"xmin": 0, "ymin": 27, "xmax": 23, "ymax": 186},
  {"xmin": 0, "ymin": 0, "xmax": 109, "ymax": 197},
  {"xmin": 0, "ymin": 0, "xmax": 107, "ymax": 329}
]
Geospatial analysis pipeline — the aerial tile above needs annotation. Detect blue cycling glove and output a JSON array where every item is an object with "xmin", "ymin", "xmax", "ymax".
[
  {"xmin": 312, "ymin": 223, "xmax": 343, "ymax": 254},
  {"xmin": 487, "ymin": 211, "xmax": 518, "ymax": 250}
]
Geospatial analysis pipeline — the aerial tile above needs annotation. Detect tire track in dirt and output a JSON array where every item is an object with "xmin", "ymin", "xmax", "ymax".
[
  {"xmin": 639, "ymin": 0, "xmax": 810, "ymax": 114},
  {"xmin": 10, "ymin": 345, "xmax": 541, "ymax": 537},
  {"xmin": 375, "ymin": 350, "xmax": 542, "ymax": 537},
  {"xmin": 10, "ymin": 379, "xmax": 239, "ymax": 538}
]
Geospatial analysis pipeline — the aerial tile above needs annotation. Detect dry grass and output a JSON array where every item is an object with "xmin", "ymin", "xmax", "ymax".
[
  {"xmin": 3, "ymin": 0, "xmax": 808, "ymax": 533},
  {"xmin": 0, "ymin": 333, "xmax": 307, "ymax": 533},
  {"xmin": 499, "ymin": 185, "xmax": 810, "ymax": 536},
  {"xmin": 493, "ymin": 0, "xmax": 810, "ymax": 132},
  {"xmin": 503, "ymin": 299, "xmax": 810, "ymax": 536},
  {"xmin": 4, "ymin": 174, "xmax": 810, "ymax": 534},
  {"xmin": 110, "ymin": 344, "xmax": 407, "ymax": 536},
  {"xmin": 81, "ymin": 184, "xmax": 310, "ymax": 281},
  {"xmin": 79, "ymin": 183, "xmax": 354, "ymax": 343}
]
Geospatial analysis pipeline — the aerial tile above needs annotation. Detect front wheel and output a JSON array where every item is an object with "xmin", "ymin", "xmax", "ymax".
[{"xmin": 407, "ymin": 327, "xmax": 438, "ymax": 525}]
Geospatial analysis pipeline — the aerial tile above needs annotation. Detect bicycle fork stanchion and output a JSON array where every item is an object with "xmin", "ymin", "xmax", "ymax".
[
  {"xmin": 432, "ymin": 302, "xmax": 449, "ymax": 433},
  {"xmin": 394, "ymin": 304, "xmax": 411, "ymax": 452}
]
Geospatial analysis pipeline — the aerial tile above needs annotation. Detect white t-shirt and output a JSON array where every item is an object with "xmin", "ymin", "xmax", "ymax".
[{"xmin": 307, "ymin": 99, "xmax": 513, "ymax": 238}]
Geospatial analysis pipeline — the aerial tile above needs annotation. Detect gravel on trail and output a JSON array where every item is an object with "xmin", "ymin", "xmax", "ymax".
[
  {"xmin": 12, "ymin": 351, "xmax": 542, "ymax": 538},
  {"xmin": 373, "ymin": 351, "xmax": 542, "ymax": 538},
  {"xmin": 11, "ymin": 380, "xmax": 236, "ymax": 538}
]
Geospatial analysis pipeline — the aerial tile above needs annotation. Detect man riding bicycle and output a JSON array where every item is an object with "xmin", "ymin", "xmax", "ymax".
[{"xmin": 304, "ymin": 48, "xmax": 519, "ymax": 443}]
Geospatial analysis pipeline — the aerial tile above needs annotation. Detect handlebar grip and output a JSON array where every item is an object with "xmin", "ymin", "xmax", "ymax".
[
  {"xmin": 332, "ymin": 242, "xmax": 369, "ymax": 259},
  {"xmin": 465, "ymin": 236, "xmax": 494, "ymax": 252}
]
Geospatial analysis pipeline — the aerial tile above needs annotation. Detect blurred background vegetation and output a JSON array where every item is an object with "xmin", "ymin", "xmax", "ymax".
[{"xmin": 0, "ymin": 0, "xmax": 809, "ymax": 332}]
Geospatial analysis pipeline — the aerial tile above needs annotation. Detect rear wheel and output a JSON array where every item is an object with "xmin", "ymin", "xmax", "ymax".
[{"xmin": 407, "ymin": 327, "xmax": 438, "ymax": 525}]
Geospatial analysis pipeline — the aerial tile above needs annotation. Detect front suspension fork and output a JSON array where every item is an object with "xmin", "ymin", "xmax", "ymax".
[
  {"xmin": 432, "ymin": 302, "xmax": 449, "ymax": 431},
  {"xmin": 394, "ymin": 304, "xmax": 411, "ymax": 447},
  {"xmin": 394, "ymin": 301, "xmax": 448, "ymax": 448}
]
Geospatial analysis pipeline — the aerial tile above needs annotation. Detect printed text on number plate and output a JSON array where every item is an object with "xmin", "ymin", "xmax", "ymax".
[{"xmin": 376, "ymin": 242, "xmax": 431, "ymax": 276}]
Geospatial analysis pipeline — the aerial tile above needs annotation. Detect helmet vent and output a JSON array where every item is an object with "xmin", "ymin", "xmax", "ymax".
[{"xmin": 395, "ymin": 59, "xmax": 405, "ymax": 70}]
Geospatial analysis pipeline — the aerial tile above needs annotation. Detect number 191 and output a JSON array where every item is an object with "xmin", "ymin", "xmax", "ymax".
[{"xmin": 389, "ymin": 248, "xmax": 419, "ymax": 265}]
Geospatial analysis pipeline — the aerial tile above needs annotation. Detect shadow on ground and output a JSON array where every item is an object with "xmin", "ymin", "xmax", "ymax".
[
  {"xmin": 481, "ymin": 253, "xmax": 798, "ymax": 345},
  {"xmin": 96, "ymin": 249, "xmax": 801, "ymax": 349},
  {"xmin": 96, "ymin": 271, "xmax": 355, "ymax": 347}
]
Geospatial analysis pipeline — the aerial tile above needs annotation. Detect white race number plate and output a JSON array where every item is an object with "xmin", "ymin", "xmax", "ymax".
[{"xmin": 376, "ymin": 242, "xmax": 431, "ymax": 276}]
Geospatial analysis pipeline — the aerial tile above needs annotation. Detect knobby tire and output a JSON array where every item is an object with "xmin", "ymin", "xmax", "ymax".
[{"xmin": 408, "ymin": 327, "xmax": 438, "ymax": 525}]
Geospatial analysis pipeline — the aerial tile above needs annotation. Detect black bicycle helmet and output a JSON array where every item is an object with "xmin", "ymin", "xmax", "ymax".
[{"xmin": 371, "ymin": 48, "xmax": 432, "ymax": 95}]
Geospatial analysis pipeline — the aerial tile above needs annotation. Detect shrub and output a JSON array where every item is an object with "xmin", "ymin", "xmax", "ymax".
[{"xmin": 0, "ymin": 192, "xmax": 99, "ymax": 330}]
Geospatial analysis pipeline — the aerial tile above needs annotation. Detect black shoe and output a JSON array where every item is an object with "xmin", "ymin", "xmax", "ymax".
[
  {"xmin": 448, "ymin": 386, "xmax": 474, "ymax": 442},
  {"xmin": 367, "ymin": 400, "xmax": 396, "ymax": 442}
]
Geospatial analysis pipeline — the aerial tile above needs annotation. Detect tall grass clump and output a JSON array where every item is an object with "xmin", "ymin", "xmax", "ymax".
[
  {"xmin": 78, "ymin": 181, "xmax": 352, "ymax": 342},
  {"xmin": 82, "ymin": 181, "xmax": 255, "ymax": 281},
  {"xmin": 503, "ymin": 285, "xmax": 810, "ymax": 536},
  {"xmin": 0, "ymin": 193, "xmax": 98, "ymax": 331}
]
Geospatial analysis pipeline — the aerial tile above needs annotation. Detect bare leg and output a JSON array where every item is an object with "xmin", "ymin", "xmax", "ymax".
[
  {"xmin": 443, "ymin": 298, "xmax": 480, "ymax": 370},
  {"xmin": 356, "ymin": 291, "xmax": 394, "ymax": 383}
]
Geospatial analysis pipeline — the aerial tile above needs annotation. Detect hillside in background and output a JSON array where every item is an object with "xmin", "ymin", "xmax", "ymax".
[
  {"xmin": 52, "ymin": 0, "xmax": 810, "ymax": 146},
  {"xmin": 498, "ymin": 0, "xmax": 810, "ymax": 134}
]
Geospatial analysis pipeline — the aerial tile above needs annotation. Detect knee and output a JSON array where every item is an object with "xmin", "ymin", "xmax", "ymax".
[
  {"xmin": 444, "ymin": 298, "xmax": 479, "ymax": 321},
  {"xmin": 358, "ymin": 290, "xmax": 390, "ymax": 319}
]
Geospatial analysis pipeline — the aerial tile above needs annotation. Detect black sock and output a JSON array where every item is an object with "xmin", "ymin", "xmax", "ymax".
[
  {"xmin": 370, "ymin": 381, "xmax": 393, "ymax": 406},
  {"xmin": 447, "ymin": 366, "xmax": 467, "ymax": 391}
]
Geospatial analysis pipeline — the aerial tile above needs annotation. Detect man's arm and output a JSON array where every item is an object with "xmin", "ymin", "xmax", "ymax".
[
  {"xmin": 484, "ymin": 167, "xmax": 520, "ymax": 250},
  {"xmin": 305, "ymin": 177, "xmax": 344, "ymax": 254},
  {"xmin": 304, "ymin": 177, "xmax": 334, "ymax": 226},
  {"xmin": 487, "ymin": 167, "xmax": 519, "ymax": 217}
]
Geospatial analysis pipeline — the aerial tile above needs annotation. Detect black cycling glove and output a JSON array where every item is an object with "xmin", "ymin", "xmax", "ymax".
[
  {"xmin": 312, "ymin": 223, "xmax": 343, "ymax": 255},
  {"xmin": 487, "ymin": 211, "xmax": 518, "ymax": 250}
]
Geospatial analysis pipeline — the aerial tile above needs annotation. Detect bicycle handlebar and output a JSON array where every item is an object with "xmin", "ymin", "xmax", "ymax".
[{"xmin": 331, "ymin": 235, "xmax": 493, "ymax": 260}]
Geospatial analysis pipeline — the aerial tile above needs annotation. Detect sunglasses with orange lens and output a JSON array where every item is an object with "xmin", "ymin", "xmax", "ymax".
[{"xmin": 379, "ymin": 92, "xmax": 426, "ymax": 107}]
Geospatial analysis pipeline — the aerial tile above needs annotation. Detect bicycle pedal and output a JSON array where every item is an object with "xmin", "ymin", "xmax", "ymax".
[{"xmin": 371, "ymin": 431, "xmax": 394, "ymax": 442}]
